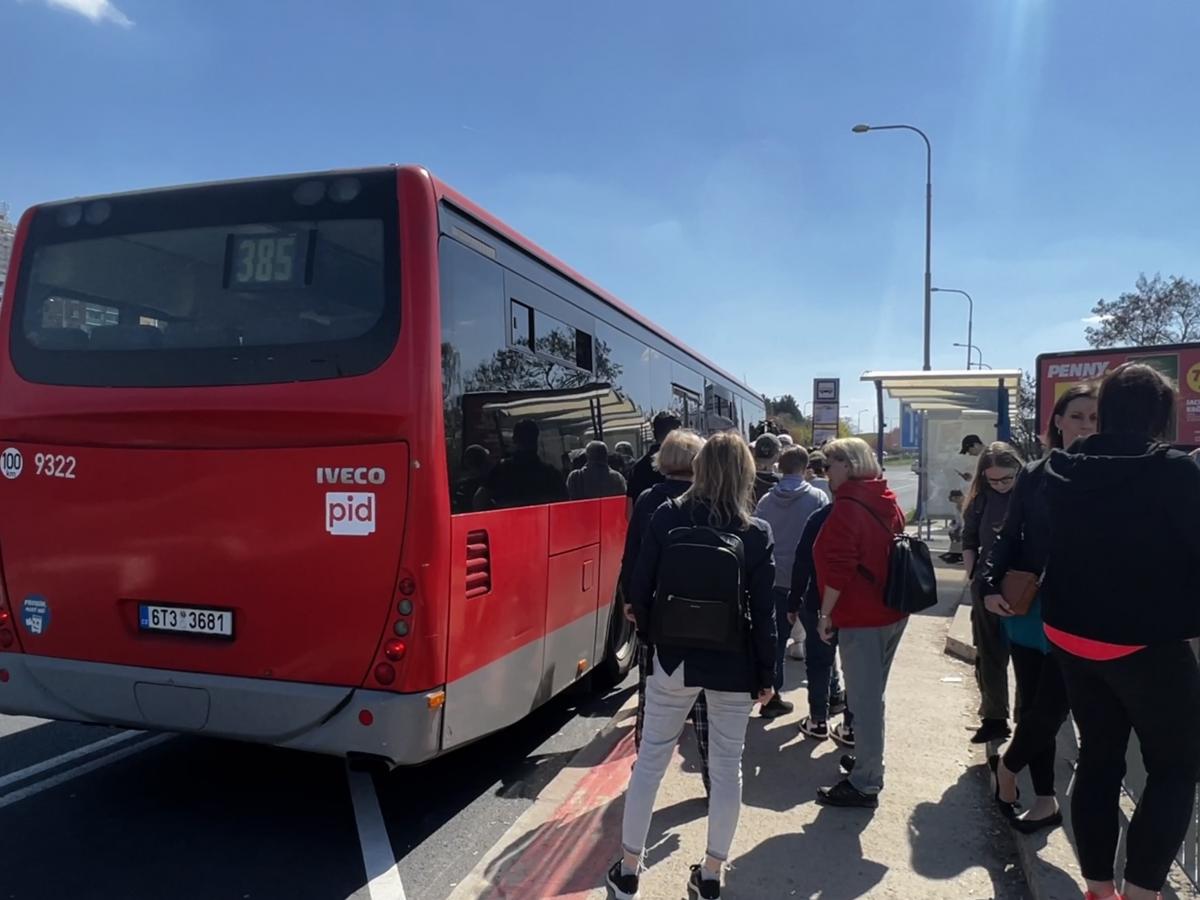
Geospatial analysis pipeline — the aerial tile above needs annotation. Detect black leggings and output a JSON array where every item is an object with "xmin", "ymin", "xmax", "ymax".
[
  {"xmin": 1055, "ymin": 642, "xmax": 1200, "ymax": 890},
  {"xmin": 1002, "ymin": 645, "xmax": 1069, "ymax": 796}
]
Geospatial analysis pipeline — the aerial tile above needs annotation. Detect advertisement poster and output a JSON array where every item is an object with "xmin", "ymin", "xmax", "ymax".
[{"xmin": 1037, "ymin": 343, "xmax": 1200, "ymax": 446}]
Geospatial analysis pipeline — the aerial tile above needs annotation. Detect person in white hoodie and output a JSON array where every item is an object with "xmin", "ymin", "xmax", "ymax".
[{"xmin": 754, "ymin": 445, "xmax": 830, "ymax": 717}]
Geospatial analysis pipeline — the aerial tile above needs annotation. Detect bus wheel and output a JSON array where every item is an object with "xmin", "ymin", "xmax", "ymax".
[{"xmin": 600, "ymin": 598, "xmax": 638, "ymax": 684}]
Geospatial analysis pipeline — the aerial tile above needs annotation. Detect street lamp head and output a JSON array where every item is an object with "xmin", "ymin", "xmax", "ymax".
[{"xmin": 851, "ymin": 124, "xmax": 871, "ymax": 134}]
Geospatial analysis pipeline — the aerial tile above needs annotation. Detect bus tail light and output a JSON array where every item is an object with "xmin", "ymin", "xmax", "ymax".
[
  {"xmin": 368, "ymin": 569, "xmax": 417, "ymax": 689},
  {"xmin": 0, "ymin": 554, "xmax": 19, "ymax": 654}
]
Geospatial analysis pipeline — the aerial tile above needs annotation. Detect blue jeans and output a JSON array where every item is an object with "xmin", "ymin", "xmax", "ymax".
[
  {"xmin": 772, "ymin": 587, "xmax": 791, "ymax": 692},
  {"xmin": 800, "ymin": 602, "xmax": 848, "ymax": 724}
]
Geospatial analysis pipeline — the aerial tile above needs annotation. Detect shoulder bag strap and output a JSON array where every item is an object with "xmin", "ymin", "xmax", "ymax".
[{"xmin": 840, "ymin": 496, "xmax": 900, "ymax": 536}]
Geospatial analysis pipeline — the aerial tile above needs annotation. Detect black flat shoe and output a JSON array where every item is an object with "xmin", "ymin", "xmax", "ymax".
[{"xmin": 1012, "ymin": 811, "xmax": 1063, "ymax": 834}]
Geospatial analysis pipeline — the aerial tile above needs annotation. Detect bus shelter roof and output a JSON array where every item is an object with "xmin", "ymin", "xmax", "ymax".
[{"xmin": 860, "ymin": 369, "xmax": 1022, "ymax": 414}]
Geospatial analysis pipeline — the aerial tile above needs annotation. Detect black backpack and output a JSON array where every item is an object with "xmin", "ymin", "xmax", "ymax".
[
  {"xmin": 650, "ymin": 501, "xmax": 750, "ymax": 652},
  {"xmin": 843, "ymin": 497, "xmax": 938, "ymax": 615}
]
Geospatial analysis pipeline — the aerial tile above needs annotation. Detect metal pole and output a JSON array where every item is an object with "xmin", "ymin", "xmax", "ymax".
[
  {"xmin": 875, "ymin": 380, "xmax": 886, "ymax": 470},
  {"xmin": 924, "ymin": 148, "xmax": 932, "ymax": 372},
  {"xmin": 934, "ymin": 288, "xmax": 975, "ymax": 369},
  {"xmin": 852, "ymin": 123, "xmax": 933, "ymax": 370}
]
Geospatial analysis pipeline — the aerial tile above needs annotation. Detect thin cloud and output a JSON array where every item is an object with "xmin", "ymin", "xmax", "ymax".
[
  {"xmin": 1081, "ymin": 314, "xmax": 1110, "ymax": 325},
  {"xmin": 42, "ymin": 0, "xmax": 133, "ymax": 27}
]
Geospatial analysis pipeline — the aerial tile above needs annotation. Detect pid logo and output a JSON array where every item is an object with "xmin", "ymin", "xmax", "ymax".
[{"xmin": 326, "ymin": 492, "xmax": 377, "ymax": 536}]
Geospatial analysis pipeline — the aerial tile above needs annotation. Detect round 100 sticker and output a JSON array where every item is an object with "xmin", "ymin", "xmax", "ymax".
[{"xmin": 1, "ymin": 448, "xmax": 24, "ymax": 480}]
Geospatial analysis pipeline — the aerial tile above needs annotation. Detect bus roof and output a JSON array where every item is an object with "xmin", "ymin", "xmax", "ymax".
[
  {"xmin": 423, "ymin": 168, "xmax": 759, "ymax": 398},
  {"xmin": 23, "ymin": 165, "xmax": 761, "ymax": 401}
]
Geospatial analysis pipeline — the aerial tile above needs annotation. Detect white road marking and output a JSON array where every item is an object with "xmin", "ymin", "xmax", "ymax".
[
  {"xmin": 0, "ymin": 733, "xmax": 172, "ymax": 810},
  {"xmin": 347, "ymin": 765, "xmax": 407, "ymax": 900},
  {"xmin": 0, "ymin": 729, "xmax": 145, "ymax": 791}
]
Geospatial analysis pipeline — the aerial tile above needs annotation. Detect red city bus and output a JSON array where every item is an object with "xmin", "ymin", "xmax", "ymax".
[{"xmin": 0, "ymin": 166, "xmax": 764, "ymax": 766}]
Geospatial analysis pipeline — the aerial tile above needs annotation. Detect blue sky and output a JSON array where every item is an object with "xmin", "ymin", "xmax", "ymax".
[{"xmin": 4, "ymin": 0, "xmax": 1200, "ymax": 426}]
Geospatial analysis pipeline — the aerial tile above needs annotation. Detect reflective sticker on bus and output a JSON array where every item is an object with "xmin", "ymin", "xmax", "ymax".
[
  {"xmin": 326, "ymin": 493, "xmax": 376, "ymax": 536},
  {"xmin": 1, "ymin": 448, "xmax": 23, "ymax": 480},
  {"xmin": 22, "ymin": 596, "xmax": 51, "ymax": 635}
]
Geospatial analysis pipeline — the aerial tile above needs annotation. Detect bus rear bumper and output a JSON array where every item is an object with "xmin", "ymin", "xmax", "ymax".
[{"xmin": 0, "ymin": 653, "xmax": 442, "ymax": 767}]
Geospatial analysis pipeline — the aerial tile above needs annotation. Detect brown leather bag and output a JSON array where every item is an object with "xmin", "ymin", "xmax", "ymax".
[{"xmin": 1000, "ymin": 570, "xmax": 1040, "ymax": 617}]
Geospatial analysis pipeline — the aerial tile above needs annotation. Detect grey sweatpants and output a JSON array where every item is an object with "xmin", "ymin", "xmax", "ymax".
[{"xmin": 839, "ymin": 619, "xmax": 908, "ymax": 795}]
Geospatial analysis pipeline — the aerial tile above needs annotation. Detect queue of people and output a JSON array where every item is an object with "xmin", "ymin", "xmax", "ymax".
[
  {"xmin": 603, "ymin": 360, "xmax": 1200, "ymax": 900},
  {"xmin": 608, "ymin": 424, "xmax": 909, "ymax": 900}
]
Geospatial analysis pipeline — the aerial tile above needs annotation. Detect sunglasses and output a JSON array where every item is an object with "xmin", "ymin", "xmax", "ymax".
[{"xmin": 986, "ymin": 474, "xmax": 1016, "ymax": 487}]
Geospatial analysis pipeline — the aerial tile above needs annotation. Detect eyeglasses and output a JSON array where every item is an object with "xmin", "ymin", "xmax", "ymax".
[{"xmin": 986, "ymin": 474, "xmax": 1016, "ymax": 487}]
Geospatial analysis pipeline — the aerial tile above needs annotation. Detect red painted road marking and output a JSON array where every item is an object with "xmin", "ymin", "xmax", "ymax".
[{"xmin": 480, "ymin": 728, "xmax": 637, "ymax": 899}]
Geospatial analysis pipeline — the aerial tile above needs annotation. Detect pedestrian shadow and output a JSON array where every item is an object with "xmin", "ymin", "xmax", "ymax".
[
  {"xmin": 908, "ymin": 764, "xmax": 1038, "ymax": 897},
  {"xmin": 724, "ymin": 805, "xmax": 888, "ymax": 899},
  {"xmin": 740, "ymin": 719, "xmax": 842, "ymax": 814}
]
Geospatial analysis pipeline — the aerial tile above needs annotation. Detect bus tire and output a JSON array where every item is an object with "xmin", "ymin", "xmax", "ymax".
[{"xmin": 599, "ymin": 595, "xmax": 638, "ymax": 685}]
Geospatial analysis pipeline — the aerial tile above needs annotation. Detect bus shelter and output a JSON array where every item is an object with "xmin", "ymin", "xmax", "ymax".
[{"xmin": 861, "ymin": 369, "xmax": 1022, "ymax": 531}]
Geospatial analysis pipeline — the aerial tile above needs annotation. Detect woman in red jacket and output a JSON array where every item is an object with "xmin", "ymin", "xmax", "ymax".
[{"xmin": 813, "ymin": 437, "xmax": 907, "ymax": 808}]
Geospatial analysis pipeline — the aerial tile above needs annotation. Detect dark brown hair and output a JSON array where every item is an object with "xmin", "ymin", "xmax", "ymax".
[
  {"xmin": 964, "ymin": 441, "xmax": 1024, "ymax": 510},
  {"xmin": 778, "ymin": 445, "xmax": 810, "ymax": 475},
  {"xmin": 1097, "ymin": 363, "xmax": 1175, "ymax": 439},
  {"xmin": 1048, "ymin": 382, "xmax": 1099, "ymax": 449}
]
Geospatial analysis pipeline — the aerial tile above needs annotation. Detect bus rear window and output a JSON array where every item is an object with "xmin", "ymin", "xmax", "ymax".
[{"xmin": 10, "ymin": 172, "xmax": 399, "ymax": 387}]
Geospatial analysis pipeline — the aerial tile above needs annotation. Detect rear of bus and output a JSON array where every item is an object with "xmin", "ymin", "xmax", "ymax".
[{"xmin": 0, "ymin": 167, "xmax": 451, "ymax": 766}]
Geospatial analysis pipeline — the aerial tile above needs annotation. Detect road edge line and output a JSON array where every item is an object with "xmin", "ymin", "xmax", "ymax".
[{"xmin": 347, "ymin": 765, "xmax": 408, "ymax": 900}]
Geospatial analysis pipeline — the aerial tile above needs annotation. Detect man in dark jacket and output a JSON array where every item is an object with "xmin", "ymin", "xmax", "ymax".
[
  {"xmin": 752, "ymin": 433, "xmax": 782, "ymax": 502},
  {"xmin": 625, "ymin": 411, "xmax": 681, "ymax": 518}
]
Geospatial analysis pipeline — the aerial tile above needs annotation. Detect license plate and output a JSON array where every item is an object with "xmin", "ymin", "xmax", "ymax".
[{"xmin": 138, "ymin": 604, "xmax": 233, "ymax": 638}]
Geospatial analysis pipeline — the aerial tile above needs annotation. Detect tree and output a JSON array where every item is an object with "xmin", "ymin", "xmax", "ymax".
[
  {"xmin": 1011, "ymin": 369, "xmax": 1040, "ymax": 459},
  {"xmin": 767, "ymin": 394, "xmax": 801, "ymax": 418},
  {"xmin": 1086, "ymin": 273, "xmax": 1200, "ymax": 348},
  {"xmin": 465, "ymin": 335, "xmax": 622, "ymax": 393}
]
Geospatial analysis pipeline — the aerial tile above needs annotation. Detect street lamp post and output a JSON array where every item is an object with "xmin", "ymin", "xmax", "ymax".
[
  {"xmin": 953, "ymin": 342, "xmax": 986, "ymax": 370},
  {"xmin": 858, "ymin": 408, "xmax": 871, "ymax": 434},
  {"xmin": 932, "ymin": 287, "xmax": 974, "ymax": 370},
  {"xmin": 853, "ymin": 122, "xmax": 933, "ymax": 372}
]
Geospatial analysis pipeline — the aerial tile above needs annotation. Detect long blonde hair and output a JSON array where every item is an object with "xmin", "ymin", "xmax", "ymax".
[{"xmin": 683, "ymin": 431, "xmax": 756, "ymax": 528}]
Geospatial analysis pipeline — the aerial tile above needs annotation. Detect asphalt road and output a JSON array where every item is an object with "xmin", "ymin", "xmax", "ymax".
[
  {"xmin": 0, "ymin": 672, "xmax": 636, "ymax": 900},
  {"xmin": 884, "ymin": 464, "xmax": 919, "ymax": 516}
]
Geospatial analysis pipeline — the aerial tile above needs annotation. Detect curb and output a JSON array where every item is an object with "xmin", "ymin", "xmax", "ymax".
[
  {"xmin": 445, "ymin": 690, "xmax": 639, "ymax": 900},
  {"xmin": 944, "ymin": 602, "xmax": 976, "ymax": 664}
]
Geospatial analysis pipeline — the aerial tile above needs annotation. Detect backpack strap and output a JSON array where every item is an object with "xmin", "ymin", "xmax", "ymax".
[{"xmin": 841, "ymin": 496, "xmax": 900, "ymax": 536}]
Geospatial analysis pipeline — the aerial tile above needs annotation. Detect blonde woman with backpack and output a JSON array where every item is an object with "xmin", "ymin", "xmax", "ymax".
[{"xmin": 607, "ymin": 432, "xmax": 777, "ymax": 900}]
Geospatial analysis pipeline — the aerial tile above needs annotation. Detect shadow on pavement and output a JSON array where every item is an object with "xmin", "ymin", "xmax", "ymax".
[
  {"xmin": 724, "ymin": 806, "xmax": 888, "ymax": 899},
  {"xmin": 909, "ymin": 763, "xmax": 1033, "ymax": 897}
]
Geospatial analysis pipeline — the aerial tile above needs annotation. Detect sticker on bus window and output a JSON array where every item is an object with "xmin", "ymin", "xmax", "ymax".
[
  {"xmin": 22, "ymin": 596, "xmax": 51, "ymax": 636},
  {"xmin": 326, "ymin": 492, "xmax": 376, "ymax": 536}
]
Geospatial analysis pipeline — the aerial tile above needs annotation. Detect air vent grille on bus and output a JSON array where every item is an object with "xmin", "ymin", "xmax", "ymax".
[{"xmin": 466, "ymin": 530, "xmax": 492, "ymax": 599}]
